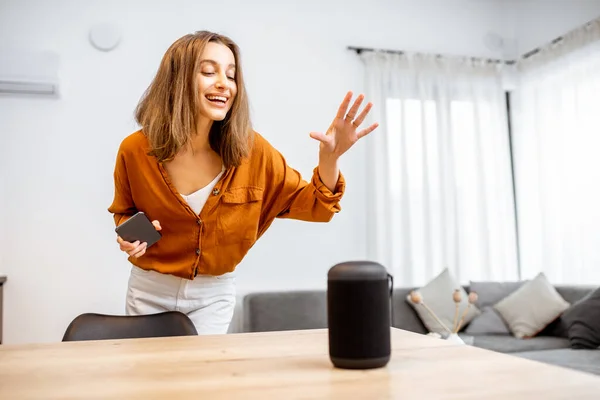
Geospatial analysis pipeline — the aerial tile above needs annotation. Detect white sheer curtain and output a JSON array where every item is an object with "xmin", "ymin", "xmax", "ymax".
[
  {"xmin": 361, "ymin": 52, "xmax": 519, "ymax": 286},
  {"xmin": 511, "ymin": 20, "xmax": 600, "ymax": 284}
]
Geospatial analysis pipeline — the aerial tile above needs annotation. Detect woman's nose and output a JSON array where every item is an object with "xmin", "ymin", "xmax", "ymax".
[{"xmin": 215, "ymin": 73, "xmax": 227, "ymax": 88}]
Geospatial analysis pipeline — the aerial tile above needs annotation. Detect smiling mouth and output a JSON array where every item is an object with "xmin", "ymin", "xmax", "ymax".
[{"xmin": 206, "ymin": 95, "xmax": 228, "ymax": 106}]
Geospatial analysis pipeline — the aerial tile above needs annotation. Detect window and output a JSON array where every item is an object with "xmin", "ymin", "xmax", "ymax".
[{"xmin": 384, "ymin": 96, "xmax": 516, "ymax": 283}]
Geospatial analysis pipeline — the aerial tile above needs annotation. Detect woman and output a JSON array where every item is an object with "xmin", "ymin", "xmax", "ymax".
[{"xmin": 108, "ymin": 30, "xmax": 378, "ymax": 335}]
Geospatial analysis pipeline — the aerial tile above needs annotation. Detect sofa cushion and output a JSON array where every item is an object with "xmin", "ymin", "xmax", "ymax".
[
  {"xmin": 494, "ymin": 272, "xmax": 570, "ymax": 338},
  {"xmin": 406, "ymin": 268, "xmax": 480, "ymax": 334},
  {"xmin": 392, "ymin": 288, "xmax": 428, "ymax": 334},
  {"xmin": 242, "ymin": 290, "xmax": 327, "ymax": 332},
  {"xmin": 561, "ymin": 287, "xmax": 600, "ymax": 349},
  {"xmin": 540, "ymin": 285, "xmax": 596, "ymax": 337},
  {"xmin": 512, "ymin": 349, "xmax": 600, "ymax": 376},
  {"xmin": 469, "ymin": 281, "xmax": 526, "ymax": 306},
  {"xmin": 555, "ymin": 285, "xmax": 596, "ymax": 305},
  {"xmin": 465, "ymin": 281, "xmax": 525, "ymax": 335},
  {"xmin": 464, "ymin": 307, "xmax": 511, "ymax": 335},
  {"xmin": 463, "ymin": 334, "xmax": 570, "ymax": 353}
]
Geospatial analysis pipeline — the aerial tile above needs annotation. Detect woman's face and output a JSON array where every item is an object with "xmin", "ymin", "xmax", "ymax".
[{"xmin": 196, "ymin": 42, "xmax": 238, "ymax": 121}]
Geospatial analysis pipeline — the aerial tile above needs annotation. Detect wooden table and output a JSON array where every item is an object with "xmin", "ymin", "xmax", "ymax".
[
  {"xmin": 0, "ymin": 275, "xmax": 5, "ymax": 344},
  {"xmin": 0, "ymin": 328, "xmax": 599, "ymax": 399}
]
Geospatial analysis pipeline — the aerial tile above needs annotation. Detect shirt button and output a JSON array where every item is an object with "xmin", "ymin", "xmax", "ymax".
[
  {"xmin": 195, "ymin": 248, "xmax": 200, "ymax": 255},
  {"xmin": 196, "ymin": 219, "xmax": 202, "ymax": 225},
  {"xmin": 212, "ymin": 188, "xmax": 220, "ymax": 196}
]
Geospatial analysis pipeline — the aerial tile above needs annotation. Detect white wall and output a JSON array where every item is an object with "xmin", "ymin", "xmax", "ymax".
[{"xmin": 0, "ymin": 0, "xmax": 591, "ymax": 344}]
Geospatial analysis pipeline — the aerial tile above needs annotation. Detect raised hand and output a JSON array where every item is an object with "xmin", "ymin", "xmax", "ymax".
[
  {"xmin": 309, "ymin": 91, "xmax": 379, "ymax": 159},
  {"xmin": 116, "ymin": 220, "xmax": 162, "ymax": 258}
]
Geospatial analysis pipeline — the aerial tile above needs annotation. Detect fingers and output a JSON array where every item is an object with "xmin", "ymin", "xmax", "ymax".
[
  {"xmin": 117, "ymin": 236, "xmax": 133, "ymax": 250},
  {"xmin": 345, "ymin": 94, "xmax": 365, "ymax": 121},
  {"xmin": 357, "ymin": 122, "xmax": 380, "ymax": 139},
  {"xmin": 335, "ymin": 91, "xmax": 353, "ymax": 119},
  {"xmin": 118, "ymin": 238, "xmax": 137, "ymax": 252},
  {"xmin": 309, "ymin": 131, "xmax": 329, "ymax": 143},
  {"xmin": 336, "ymin": 92, "xmax": 371, "ymax": 128},
  {"xmin": 116, "ymin": 235, "xmax": 147, "ymax": 258},
  {"xmin": 152, "ymin": 220, "xmax": 162, "ymax": 231},
  {"xmin": 351, "ymin": 102, "xmax": 372, "ymax": 127},
  {"xmin": 129, "ymin": 242, "xmax": 147, "ymax": 258}
]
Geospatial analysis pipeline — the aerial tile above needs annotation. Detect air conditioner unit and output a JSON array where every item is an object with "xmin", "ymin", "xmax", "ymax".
[{"xmin": 0, "ymin": 49, "xmax": 60, "ymax": 97}]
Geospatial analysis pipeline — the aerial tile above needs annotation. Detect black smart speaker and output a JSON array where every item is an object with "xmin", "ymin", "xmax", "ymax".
[{"xmin": 327, "ymin": 261, "xmax": 393, "ymax": 369}]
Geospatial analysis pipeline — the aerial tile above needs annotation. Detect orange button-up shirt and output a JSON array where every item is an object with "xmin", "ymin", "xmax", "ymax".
[{"xmin": 108, "ymin": 130, "xmax": 345, "ymax": 279}]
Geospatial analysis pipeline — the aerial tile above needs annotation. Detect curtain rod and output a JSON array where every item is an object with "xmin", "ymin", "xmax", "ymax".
[
  {"xmin": 347, "ymin": 46, "xmax": 516, "ymax": 65},
  {"xmin": 520, "ymin": 16, "xmax": 600, "ymax": 59},
  {"xmin": 349, "ymin": 16, "xmax": 600, "ymax": 65},
  {"xmin": 520, "ymin": 34, "xmax": 565, "ymax": 60}
]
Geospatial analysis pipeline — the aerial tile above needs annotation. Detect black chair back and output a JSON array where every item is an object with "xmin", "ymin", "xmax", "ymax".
[{"xmin": 62, "ymin": 311, "xmax": 197, "ymax": 341}]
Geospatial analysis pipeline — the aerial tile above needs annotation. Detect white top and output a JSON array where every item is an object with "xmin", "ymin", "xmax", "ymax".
[{"xmin": 180, "ymin": 168, "xmax": 225, "ymax": 215}]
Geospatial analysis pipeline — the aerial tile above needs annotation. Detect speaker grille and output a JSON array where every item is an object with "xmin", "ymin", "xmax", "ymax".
[{"xmin": 328, "ymin": 280, "xmax": 391, "ymax": 359}]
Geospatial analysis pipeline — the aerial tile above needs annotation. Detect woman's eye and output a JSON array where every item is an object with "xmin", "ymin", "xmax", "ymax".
[
  {"xmin": 202, "ymin": 71, "xmax": 215, "ymax": 75},
  {"xmin": 227, "ymin": 76, "xmax": 235, "ymax": 81}
]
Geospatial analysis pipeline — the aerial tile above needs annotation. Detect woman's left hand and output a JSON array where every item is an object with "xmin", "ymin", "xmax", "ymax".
[{"xmin": 309, "ymin": 91, "xmax": 379, "ymax": 159}]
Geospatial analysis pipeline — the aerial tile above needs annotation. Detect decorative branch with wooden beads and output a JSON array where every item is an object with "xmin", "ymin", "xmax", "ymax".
[{"xmin": 408, "ymin": 290, "xmax": 479, "ymax": 334}]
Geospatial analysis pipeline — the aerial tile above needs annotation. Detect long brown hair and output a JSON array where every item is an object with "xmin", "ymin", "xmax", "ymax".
[{"xmin": 135, "ymin": 31, "xmax": 253, "ymax": 167}]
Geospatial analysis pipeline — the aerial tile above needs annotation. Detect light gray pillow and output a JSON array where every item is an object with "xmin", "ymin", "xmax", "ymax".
[
  {"xmin": 494, "ymin": 272, "xmax": 570, "ymax": 339},
  {"xmin": 464, "ymin": 281, "xmax": 526, "ymax": 335},
  {"xmin": 406, "ymin": 268, "xmax": 480, "ymax": 334},
  {"xmin": 464, "ymin": 307, "xmax": 510, "ymax": 335}
]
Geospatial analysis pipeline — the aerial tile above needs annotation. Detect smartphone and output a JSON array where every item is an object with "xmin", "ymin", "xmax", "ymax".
[{"xmin": 115, "ymin": 211, "xmax": 162, "ymax": 248}]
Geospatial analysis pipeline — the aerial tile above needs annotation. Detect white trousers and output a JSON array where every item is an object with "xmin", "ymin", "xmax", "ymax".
[{"xmin": 125, "ymin": 265, "xmax": 237, "ymax": 335}]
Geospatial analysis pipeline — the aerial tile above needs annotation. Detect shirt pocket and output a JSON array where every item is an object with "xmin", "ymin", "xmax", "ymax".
[{"xmin": 217, "ymin": 187, "xmax": 264, "ymax": 246}]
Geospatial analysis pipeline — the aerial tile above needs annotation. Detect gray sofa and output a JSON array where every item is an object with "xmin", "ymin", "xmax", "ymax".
[{"xmin": 242, "ymin": 285, "xmax": 600, "ymax": 376}]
